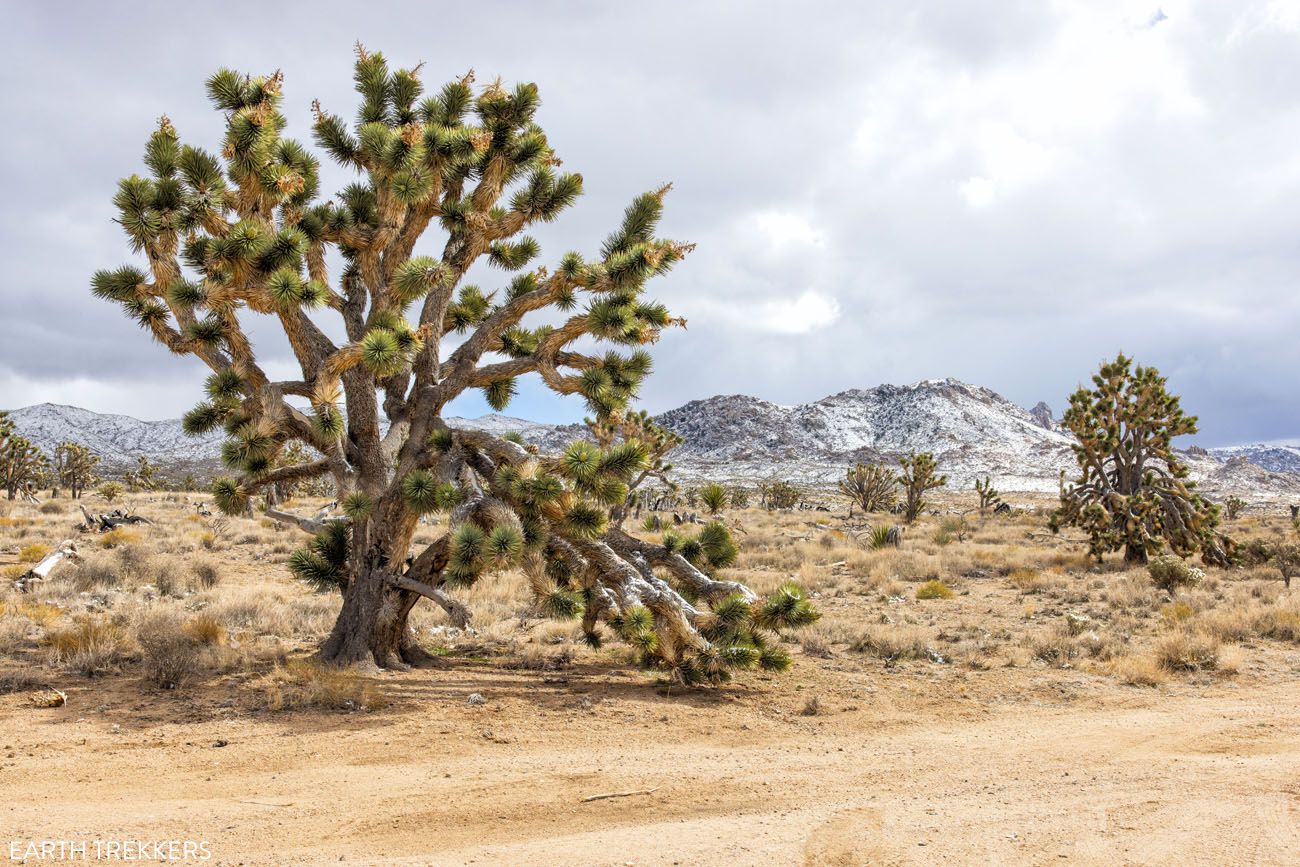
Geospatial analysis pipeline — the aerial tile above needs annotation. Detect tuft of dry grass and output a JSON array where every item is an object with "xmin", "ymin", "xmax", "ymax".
[
  {"xmin": 191, "ymin": 559, "xmax": 221, "ymax": 589},
  {"xmin": 136, "ymin": 612, "xmax": 200, "ymax": 689},
  {"xmin": 99, "ymin": 527, "xmax": 140, "ymax": 549},
  {"xmin": 1111, "ymin": 654, "xmax": 1167, "ymax": 687},
  {"xmin": 850, "ymin": 624, "xmax": 934, "ymax": 662},
  {"xmin": 44, "ymin": 616, "xmax": 131, "ymax": 676},
  {"xmin": 1154, "ymin": 629, "xmax": 1220, "ymax": 672},
  {"xmin": 261, "ymin": 659, "xmax": 387, "ymax": 712},
  {"xmin": 183, "ymin": 612, "xmax": 227, "ymax": 646},
  {"xmin": 18, "ymin": 543, "xmax": 51, "ymax": 563}
]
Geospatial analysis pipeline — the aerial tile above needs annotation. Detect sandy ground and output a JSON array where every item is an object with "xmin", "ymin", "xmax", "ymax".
[{"xmin": 3, "ymin": 649, "xmax": 1298, "ymax": 866}]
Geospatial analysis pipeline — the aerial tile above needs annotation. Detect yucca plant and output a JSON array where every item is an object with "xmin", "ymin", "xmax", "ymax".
[
  {"xmin": 699, "ymin": 482, "xmax": 728, "ymax": 515},
  {"xmin": 92, "ymin": 47, "xmax": 814, "ymax": 681}
]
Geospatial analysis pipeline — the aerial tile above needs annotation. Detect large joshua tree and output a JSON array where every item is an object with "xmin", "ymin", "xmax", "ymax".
[
  {"xmin": 1050, "ymin": 354, "xmax": 1228, "ymax": 565},
  {"xmin": 92, "ymin": 47, "xmax": 816, "ymax": 678}
]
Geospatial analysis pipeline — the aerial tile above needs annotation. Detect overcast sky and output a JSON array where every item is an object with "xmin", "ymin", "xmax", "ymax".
[{"xmin": 3, "ymin": 1, "xmax": 1299, "ymax": 446}]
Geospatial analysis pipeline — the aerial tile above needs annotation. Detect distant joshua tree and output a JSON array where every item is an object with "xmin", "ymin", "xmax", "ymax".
[
  {"xmin": 760, "ymin": 480, "xmax": 801, "ymax": 510},
  {"xmin": 0, "ymin": 413, "xmax": 46, "ymax": 501},
  {"xmin": 90, "ymin": 47, "xmax": 815, "ymax": 679},
  {"xmin": 899, "ymin": 452, "xmax": 946, "ymax": 524},
  {"xmin": 53, "ymin": 441, "xmax": 101, "ymax": 499},
  {"xmin": 975, "ymin": 476, "xmax": 1001, "ymax": 515},
  {"xmin": 838, "ymin": 462, "xmax": 897, "ymax": 516},
  {"xmin": 1050, "ymin": 354, "xmax": 1228, "ymax": 565}
]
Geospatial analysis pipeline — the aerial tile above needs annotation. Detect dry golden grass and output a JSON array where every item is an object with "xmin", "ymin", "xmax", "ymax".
[
  {"xmin": 44, "ymin": 615, "xmax": 131, "ymax": 677},
  {"xmin": 261, "ymin": 658, "xmax": 387, "ymax": 711},
  {"xmin": 0, "ymin": 490, "xmax": 1295, "ymax": 701}
]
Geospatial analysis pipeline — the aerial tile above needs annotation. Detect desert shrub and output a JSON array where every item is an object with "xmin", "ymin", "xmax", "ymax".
[
  {"xmin": 1148, "ymin": 555, "xmax": 1204, "ymax": 594},
  {"xmin": 1252, "ymin": 600, "xmax": 1300, "ymax": 642},
  {"xmin": 916, "ymin": 579, "xmax": 954, "ymax": 600},
  {"xmin": 70, "ymin": 556, "xmax": 120, "ymax": 590},
  {"xmin": 114, "ymin": 544, "xmax": 154, "ymax": 577},
  {"xmin": 1235, "ymin": 538, "xmax": 1275, "ymax": 567},
  {"xmin": 1111, "ymin": 654, "xmax": 1167, "ymax": 686},
  {"xmin": 1007, "ymin": 568, "xmax": 1048, "ymax": 594},
  {"xmin": 761, "ymin": 480, "xmax": 801, "ymax": 510},
  {"xmin": 849, "ymin": 624, "xmax": 933, "ymax": 661},
  {"xmin": 18, "ymin": 544, "xmax": 50, "ymax": 563},
  {"xmin": 97, "ymin": 482, "xmax": 124, "ymax": 503},
  {"xmin": 1031, "ymin": 625, "xmax": 1079, "ymax": 665},
  {"xmin": 99, "ymin": 527, "xmax": 139, "ymax": 549},
  {"xmin": 191, "ymin": 559, "xmax": 221, "ymax": 589},
  {"xmin": 44, "ymin": 616, "xmax": 130, "ymax": 676},
  {"xmin": 935, "ymin": 517, "xmax": 968, "ymax": 545},
  {"xmin": 39, "ymin": 501, "xmax": 64, "ymax": 515},
  {"xmin": 1154, "ymin": 629, "xmax": 1220, "ymax": 672},
  {"xmin": 136, "ymin": 612, "xmax": 199, "ymax": 688},
  {"xmin": 262, "ymin": 659, "xmax": 386, "ymax": 711},
  {"xmin": 183, "ymin": 612, "xmax": 227, "ymax": 646},
  {"xmin": 800, "ymin": 634, "xmax": 833, "ymax": 658},
  {"xmin": 728, "ymin": 487, "xmax": 750, "ymax": 509}
]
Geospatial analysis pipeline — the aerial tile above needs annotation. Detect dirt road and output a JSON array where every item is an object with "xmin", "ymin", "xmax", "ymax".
[{"xmin": 3, "ymin": 663, "xmax": 1297, "ymax": 866}]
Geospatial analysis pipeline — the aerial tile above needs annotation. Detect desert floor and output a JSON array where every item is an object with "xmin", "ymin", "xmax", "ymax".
[{"xmin": 1, "ymin": 493, "xmax": 1297, "ymax": 865}]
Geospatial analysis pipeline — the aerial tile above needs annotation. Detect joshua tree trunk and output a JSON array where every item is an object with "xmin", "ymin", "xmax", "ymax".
[
  {"xmin": 319, "ymin": 558, "xmax": 418, "ymax": 669},
  {"xmin": 1124, "ymin": 544, "xmax": 1149, "ymax": 565}
]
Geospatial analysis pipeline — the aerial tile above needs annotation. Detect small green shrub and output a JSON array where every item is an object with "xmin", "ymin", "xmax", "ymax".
[
  {"xmin": 1148, "ymin": 554, "xmax": 1204, "ymax": 594},
  {"xmin": 916, "ymin": 580, "xmax": 954, "ymax": 600}
]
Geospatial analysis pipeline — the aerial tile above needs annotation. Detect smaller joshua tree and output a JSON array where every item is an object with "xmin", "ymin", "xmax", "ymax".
[
  {"xmin": 125, "ymin": 455, "xmax": 159, "ymax": 492},
  {"xmin": 1050, "ymin": 354, "xmax": 1228, "ymax": 565},
  {"xmin": 838, "ymin": 462, "xmax": 897, "ymax": 516},
  {"xmin": 760, "ymin": 480, "xmax": 801, "ymax": 510},
  {"xmin": 53, "ymin": 442, "xmax": 101, "ymax": 499},
  {"xmin": 0, "ymin": 414, "xmax": 47, "ymax": 501},
  {"xmin": 1222, "ymin": 496, "xmax": 1246, "ymax": 520},
  {"xmin": 899, "ymin": 452, "xmax": 946, "ymax": 523},
  {"xmin": 974, "ymin": 476, "xmax": 1001, "ymax": 515}
]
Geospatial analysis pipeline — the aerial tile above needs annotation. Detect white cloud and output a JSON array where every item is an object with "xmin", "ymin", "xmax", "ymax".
[
  {"xmin": 0, "ymin": 370, "xmax": 203, "ymax": 421},
  {"xmin": 960, "ymin": 176, "xmax": 997, "ymax": 208},
  {"xmin": 749, "ymin": 210, "xmax": 824, "ymax": 249},
  {"xmin": 690, "ymin": 290, "xmax": 841, "ymax": 335}
]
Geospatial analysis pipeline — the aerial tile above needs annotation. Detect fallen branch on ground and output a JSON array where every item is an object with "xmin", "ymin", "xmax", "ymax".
[{"xmin": 581, "ymin": 786, "xmax": 661, "ymax": 803}]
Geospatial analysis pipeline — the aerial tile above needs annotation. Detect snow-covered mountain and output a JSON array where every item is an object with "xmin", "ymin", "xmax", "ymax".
[
  {"xmin": 657, "ymin": 379, "xmax": 1078, "ymax": 490},
  {"xmin": 6, "ymin": 403, "xmax": 225, "ymax": 467},
  {"xmin": 6, "ymin": 382, "xmax": 1299, "ymax": 496}
]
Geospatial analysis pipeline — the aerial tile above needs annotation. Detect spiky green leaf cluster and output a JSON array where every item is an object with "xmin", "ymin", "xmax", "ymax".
[{"xmin": 288, "ymin": 522, "xmax": 351, "ymax": 593}]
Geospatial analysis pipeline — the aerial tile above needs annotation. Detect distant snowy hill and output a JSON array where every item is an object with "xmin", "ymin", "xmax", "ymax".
[{"xmin": 7, "ymin": 382, "xmax": 1299, "ymax": 496}]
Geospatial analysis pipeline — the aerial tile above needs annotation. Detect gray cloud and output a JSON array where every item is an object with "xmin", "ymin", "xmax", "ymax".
[{"xmin": 2, "ymin": 1, "xmax": 1298, "ymax": 445}]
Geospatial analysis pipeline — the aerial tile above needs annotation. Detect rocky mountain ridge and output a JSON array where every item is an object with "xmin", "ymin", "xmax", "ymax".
[{"xmin": 7, "ymin": 381, "xmax": 1299, "ymax": 497}]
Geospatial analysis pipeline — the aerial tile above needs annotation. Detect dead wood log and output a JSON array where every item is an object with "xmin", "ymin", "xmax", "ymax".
[
  {"xmin": 264, "ymin": 502, "xmax": 345, "ymax": 534},
  {"xmin": 78, "ymin": 506, "xmax": 154, "ymax": 532},
  {"xmin": 15, "ymin": 540, "xmax": 82, "ymax": 592}
]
